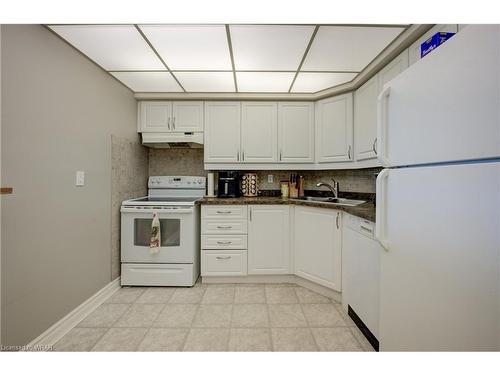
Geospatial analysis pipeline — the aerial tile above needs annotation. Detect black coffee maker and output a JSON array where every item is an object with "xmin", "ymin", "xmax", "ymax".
[{"xmin": 217, "ymin": 171, "xmax": 241, "ymax": 198}]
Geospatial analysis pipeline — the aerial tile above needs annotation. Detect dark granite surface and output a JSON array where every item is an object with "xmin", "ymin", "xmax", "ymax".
[{"xmin": 198, "ymin": 191, "xmax": 376, "ymax": 222}]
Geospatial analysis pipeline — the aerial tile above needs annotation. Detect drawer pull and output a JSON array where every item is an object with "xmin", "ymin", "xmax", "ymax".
[
  {"xmin": 216, "ymin": 210, "xmax": 232, "ymax": 214},
  {"xmin": 360, "ymin": 225, "xmax": 373, "ymax": 233},
  {"xmin": 216, "ymin": 256, "xmax": 232, "ymax": 260},
  {"xmin": 216, "ymin": 241, "xmax": 233, "ymax": 245},
  {"xmin": 217, "ymin": 225, "xmax": 233, "ymax": 229}
]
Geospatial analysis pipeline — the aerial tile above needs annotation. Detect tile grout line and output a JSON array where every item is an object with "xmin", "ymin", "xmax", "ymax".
[
  {"xmin": 263, "ymin": 286, "xmax": 275, "ymax": 352},
  {"xmin": 295, "ymin": 287, "xmax": 320, "ymax": 351}
]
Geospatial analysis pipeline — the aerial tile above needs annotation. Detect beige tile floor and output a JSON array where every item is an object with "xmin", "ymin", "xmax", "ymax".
[{"xmin": 53, "ymin": 281, "xmax": 375, "ymax": 352}]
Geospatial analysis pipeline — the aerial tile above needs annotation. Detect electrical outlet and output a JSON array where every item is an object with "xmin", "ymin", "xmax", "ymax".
[
  {"xmin": 267, "ymin": 174, "xmax": 274, "ymax": 183},
  {"xmin": 76, "ymin": 171, "xmax": 85, "ymax": 186}
]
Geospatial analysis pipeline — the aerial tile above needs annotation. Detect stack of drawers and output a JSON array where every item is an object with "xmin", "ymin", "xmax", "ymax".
[{"xmin": 201, "ymin": 205, "xmax": 248, "ymax": 276}]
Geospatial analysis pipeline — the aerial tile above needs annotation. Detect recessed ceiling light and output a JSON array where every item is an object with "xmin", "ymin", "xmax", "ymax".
[
  {"xmin": 174, "ymin": 71, "xmax": 235, "ymax": 92},
  {"xmin": 291, "ymin": 72, "xmax": 357, "ymax": 93},
  {"xmin": 236, "ymin": 72, "xmax": 295, "ymax": 92}
]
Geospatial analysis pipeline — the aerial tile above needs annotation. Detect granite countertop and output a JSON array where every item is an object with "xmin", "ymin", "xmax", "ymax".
[{"xmin": 197, "ymin": 194, "xmax": 376, "ymax": 222}]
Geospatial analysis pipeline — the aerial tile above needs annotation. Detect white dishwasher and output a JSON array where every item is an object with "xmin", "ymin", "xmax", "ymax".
[{"xmin": 342, "ymin": 214, "xmax": 380, "ymax": 351}]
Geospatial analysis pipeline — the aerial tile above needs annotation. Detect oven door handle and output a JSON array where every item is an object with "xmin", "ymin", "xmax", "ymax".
[{"xmin": 120, "ymin": 207, "xmax": 194, "ymax": 214}]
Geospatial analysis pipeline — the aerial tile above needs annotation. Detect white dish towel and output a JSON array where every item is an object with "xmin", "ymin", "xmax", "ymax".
[{"xmin": 150, "ymin": 211, "xmax": 161, "ymax": 254}]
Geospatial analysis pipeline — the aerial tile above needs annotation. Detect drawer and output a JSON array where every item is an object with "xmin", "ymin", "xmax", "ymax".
[
  {"xmin": 202, "ymin": 205, "xmax": 248, "ymax": 219},
  {"xmin": 201, "ymin": 250, "xmax": 248, "ymax": 276},
  {"xmin": 201, "ymin": 219, "xmax": 248, "ymax": 234},
  {"xmin": 201, "ymin": 234, "xmax": 248, "ymax": 249}
]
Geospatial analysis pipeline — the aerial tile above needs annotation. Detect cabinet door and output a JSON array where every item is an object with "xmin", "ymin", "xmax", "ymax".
[
  {"xmin": 248, "ymin": 205, "xmax": 290, "ymax": 274},
  {"xmin": 409, "ymin": 24, "xmax": 458, "ymax": 65},
  {"xmin": 316, "ymin": 93, "xmax": 353, "ymax": 163},
  {"xmin": 241, "ymin": 102, "xmax": 278, "ymax": 163},
  {"xmin": 139, "ymin": 101, "xmax": 172, "ymax": 132},
  {"xmin": 354, "ymin": 75, "xmax": 379, "ymax": 161},
  {"xmin": 278, "ymin": 102, "xmax": 315, "ymax": 163},
  {"xmin": 294, "ymin": 206, "xmax": 341, "ymax": 291},
  {"xmin": 204, "ymin": 102, "xmax": 241, "ymax": 163},
  {"xmin": 172, "ymin": 101, "xmax": 204, "ymax": 132}
]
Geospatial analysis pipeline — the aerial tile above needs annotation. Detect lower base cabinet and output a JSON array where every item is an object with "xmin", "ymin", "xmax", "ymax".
[
  {"xmin": 248, "ymin": 205, "xmax": 290, "ymax": 274},
  {"xmin": 201, "ymin": 250, "xmax": 248, "ymax": 276},
  {"xmin": 293, "ymin": 206, "xmax": 342, "ymax": 291}
]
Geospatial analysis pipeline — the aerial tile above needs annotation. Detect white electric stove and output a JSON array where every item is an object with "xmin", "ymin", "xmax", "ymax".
[{"xmin": 120, "ymin": 176, "xmax": 206, "ymax": 287}]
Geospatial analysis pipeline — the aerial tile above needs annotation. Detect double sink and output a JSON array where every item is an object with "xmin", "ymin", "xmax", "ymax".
[{"xmin": 291, "ymin": 196, "xmax": 366, "ymax": 207}]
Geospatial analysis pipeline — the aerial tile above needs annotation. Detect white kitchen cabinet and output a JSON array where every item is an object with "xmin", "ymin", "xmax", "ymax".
[
  {"xmin": 171, "ymin": 101, "xmax": 204, "ymax": 132},
  {"xmin": 204, "ymin": 102, "xmax": 241, "ymax": 163},
  {"xmin": 278, "ymin": 102, "xmax": 315, "ymax": 163},
  {"xmin": 139, "ymin": 101, "xmax": 172, "ymax": 132},
  {"xmin": 342, "ymin": 214, "xmax": 380, "ymax": 340},
  {"xmin": 139, "ymin": 101, "xmax": 203, "ymax": 133},
  {"xmin": 354, "ymin": 75, "xmax": 379, "ymax": 161},
  {"xmin": 316, "ymin": 93, "xmax": 353, "ymax": 163},
  {"xmin": 294, "ymin": 206, "xmax": 342, "ymax": 291},
  {"xmin": 241, "ymin": 102, "xmax": 278, "ymax": 163},
  {"xmin": 408, "ymin": 24, "xmax": 458, "ymax": 65},
  {"xmin": 379, "ymin": 49, "xmax": 409, "ymax": 89},
  {"xmin": 248, "ymin": 205, "xmax": 290, "ymax": 275}
]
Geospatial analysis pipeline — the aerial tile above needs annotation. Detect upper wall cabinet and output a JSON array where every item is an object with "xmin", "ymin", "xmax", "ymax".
[
  {"xmin": 354, "ymin": 49, "xmax": 409, "ymax": 161},
  {"xmin": 204, "ymin": 102, "xmax": 241, "ymax": 163},
  {"xmin": 316, "ymin": 93, "xmax": 353, "ymax": 163},
  {"xmin": 139, "ymin": 101, "xmax": 203, "ymax": 133},
  {"xmin": 278, "ymin": 102, "xmax": 315, "ymax": 163},
  {"xmin": 354, "ymin": 75, "xmax": 380, "ymax": 161},
  {"xmin": 241, "ymin": 102, "xmax": 278, "ymax": 163},
  {"xmin": 408, "ymin": 24, "xmax": 458, "ymax": 66}
]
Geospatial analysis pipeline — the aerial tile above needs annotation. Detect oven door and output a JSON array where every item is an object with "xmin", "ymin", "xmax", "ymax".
[{"xmin": 121, "ymin": 206, "xmax": 196, "ymax": 263}]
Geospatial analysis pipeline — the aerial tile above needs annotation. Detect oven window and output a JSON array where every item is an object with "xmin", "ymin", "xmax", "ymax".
[{"xmin": 134, "ymin": 219, "xmax": 181, "ymax": 247}]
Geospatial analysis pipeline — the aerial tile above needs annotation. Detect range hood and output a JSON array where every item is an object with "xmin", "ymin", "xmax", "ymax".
[{"xmin": 141, "ymin": 132, "xmax": 203, "ymax": 149}]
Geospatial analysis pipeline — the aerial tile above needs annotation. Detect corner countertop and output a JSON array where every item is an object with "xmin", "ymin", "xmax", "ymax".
[{"xmin": 197, "ymin": 196, "xmax": 376, "ymax": 222}]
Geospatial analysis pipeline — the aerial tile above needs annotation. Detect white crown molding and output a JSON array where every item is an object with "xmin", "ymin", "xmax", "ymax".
[
  {"xmin": 23, "ymin": 278, "xmax": 121, "ymax": 351},
  {"xmin": 134, "ymin": 24, "xmax": 432, "ymax": 101}
]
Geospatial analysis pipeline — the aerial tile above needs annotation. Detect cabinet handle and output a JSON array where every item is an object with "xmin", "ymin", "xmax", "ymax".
[
  {"xmin": 216, "ymin": 210, "xmax": 232, "ymax": 214},
  {"xmin": 249, "ymin": 208, "xmax": 252, "ymax": 221},
  {"xmin": 372, "ymin": 138, "xmax": 378, "ymax": 155},
  {"xmin": 168, "ymin": 117, "xmax": 171, "ymax": 130},
  {"xmin": 242, "ymin": 149, "xmax": 245, "ymax": 161},
  {"xmin": 336, "ymin": 212, "xmax": 340, "ymax": 229},
  {"xmin": 216, "ymin": 241, "xmax": 233, "ymax": 245},
  {"xmin": 348, "ymin": 145, "xmax": 352, "ymax": 159},
  {"xmin": 217, "ymin": 225, "xmax": 232, "ymax": 229},
  {"xmin": 173, "ymin": 116, "xmax": 176, "ymax": 130},
  {"xmin": 279, "ymin": 150, "xmax": 282, "ymax": 161},
  {"xmin": 237, "ymin": 150, "xmax": 240, "ymax": 162},
  {"xmin": 216, "ymin": 256, "xmax": 232, "ymax": 260},
  {"xmin": 360, "ymin": 225, "xmax": 373, "ymax": 234}
]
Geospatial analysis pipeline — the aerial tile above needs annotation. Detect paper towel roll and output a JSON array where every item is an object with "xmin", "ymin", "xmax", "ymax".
[{"xmin": 207, "ymin": 173, "xmax": 215, "ymax": 197}]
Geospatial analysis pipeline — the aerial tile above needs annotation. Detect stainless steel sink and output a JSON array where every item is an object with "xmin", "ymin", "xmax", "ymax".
[{"xmin": 292, "ymin": 196, "xmax": 366, "ymax": 207}]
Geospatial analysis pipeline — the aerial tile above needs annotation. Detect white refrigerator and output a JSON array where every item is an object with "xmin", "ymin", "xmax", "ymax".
[{"xmin": 375, "ymin": 25, "xmax": 500, "ymax": 351}]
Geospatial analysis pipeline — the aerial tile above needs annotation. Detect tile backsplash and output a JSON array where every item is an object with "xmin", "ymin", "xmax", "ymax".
[{"xmin": 148, "ymin": 148, "xmax": 380, "ymax": 194}]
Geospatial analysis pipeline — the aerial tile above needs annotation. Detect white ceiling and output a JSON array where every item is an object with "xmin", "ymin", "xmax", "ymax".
[{"xmin": 49, "ymin": 24, "xmax": 407, "ymax": 94}]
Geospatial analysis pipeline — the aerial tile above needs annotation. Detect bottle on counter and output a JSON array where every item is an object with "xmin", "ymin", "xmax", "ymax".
[{"xmin": 280, "ymin": 180, "xmax": 289, "ymax": 198}]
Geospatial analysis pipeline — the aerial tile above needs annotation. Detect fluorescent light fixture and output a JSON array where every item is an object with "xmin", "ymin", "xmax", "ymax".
[
  {"xmin": 230, "ymin": 25, "xmax": 315, "ymax": 70},
  {"xmin": 110, "ymin": 71, "xmax": 182, "ymax": 92},
  {"xmin": 49, "ymin": 25, "xmax": 164, "ymax": 71},
  {"xmin": 302, "ymin": 26, "xmax": 405, "ymax": 71},
  {"xmin": 175, "ymin": 71, "xmax": 235, "ymax": 92},
  {"xmin": 139, "ymin": 25, "xmax": 232, "ymax": 70},
  {"xmin": 291, "ymin": 72, "xmax": 357, "ymax": 93},
  {"xmin": 236, "ymin": 72, "xmax": 295, "ymax": 92}
]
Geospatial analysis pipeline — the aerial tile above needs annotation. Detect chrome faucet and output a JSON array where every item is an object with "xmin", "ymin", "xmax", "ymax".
[{"xmin": 316, "ymin": 179, "xmax": 339, "ymax": 198}]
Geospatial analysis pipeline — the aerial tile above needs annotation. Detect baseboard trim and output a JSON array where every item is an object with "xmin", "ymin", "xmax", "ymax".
[{"xmin": 24, "ymin": 278, "xmax": 121, "ymax": 351}]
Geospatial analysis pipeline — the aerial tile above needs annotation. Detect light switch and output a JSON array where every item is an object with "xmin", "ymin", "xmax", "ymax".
[
  {"xmin": 76, "ymin": 171, "xmax": 85, "ymax": 186},
  {"xmin": 267, "ymin": 174, "xmax": 274, "ymax": 183}
]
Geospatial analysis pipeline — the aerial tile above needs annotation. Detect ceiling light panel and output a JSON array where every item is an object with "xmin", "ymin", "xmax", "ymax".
[
  {"xmin": 291, "ymin": 72, "xmax": 357, "ymax": 93},
  {"xmin": 236, "ymin": 72, "xmax": 295, "ymax": 92},
  {"xmin": 49, "ymin": 25, "xmax": 164, "ymax": 71},
  {"xmin": 139, "ymin": 25, "xmax": 232, "ymax": 70},
  {"xmin": 175, "ymin": 72, "xmax": 235, "ymax": 92},
  {"xmin": 230, "ymin": 25, "xmax": 315, "ymax": 70},
  {"xmin": 302, "ymin": 26, "xmax": 405, "ymax": 71},
  {"xmin": 110, "ymin": 72, "xmax": 182, "ymax": 92}
]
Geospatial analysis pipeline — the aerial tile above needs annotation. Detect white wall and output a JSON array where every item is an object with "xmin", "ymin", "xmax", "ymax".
[{"xmin": 1, "ymin": 25, "xmax": 139, "ymax": 347}]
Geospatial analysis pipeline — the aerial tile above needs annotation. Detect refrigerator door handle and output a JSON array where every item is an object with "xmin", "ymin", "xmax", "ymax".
[
  {"xmin": 377, "ymin": 85, "xmax": 391, "ymax": 167},
  {"xmin": 375, "ymin": 168, "xmax": 390, "ymax": 251}
]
